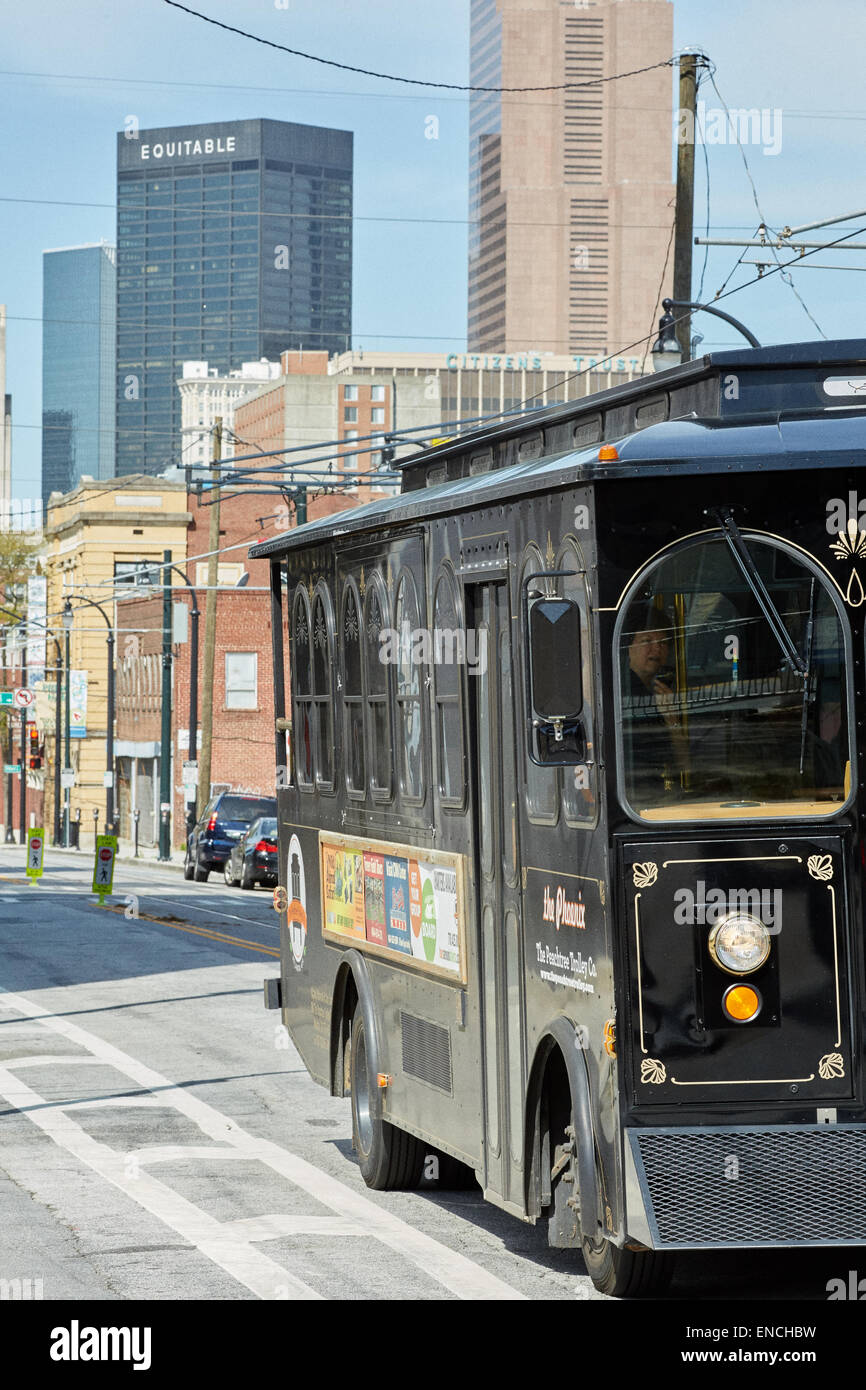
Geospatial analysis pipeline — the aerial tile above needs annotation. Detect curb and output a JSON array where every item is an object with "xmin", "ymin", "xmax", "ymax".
[{"xmin": 39, "ymin": 845, "xmax": 188, "ymax": 875}]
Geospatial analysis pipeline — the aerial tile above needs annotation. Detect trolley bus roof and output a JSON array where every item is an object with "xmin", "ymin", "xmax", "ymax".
[{"xmin": 248, "ymin": 409, "xmax": 866, "ymax": 559}]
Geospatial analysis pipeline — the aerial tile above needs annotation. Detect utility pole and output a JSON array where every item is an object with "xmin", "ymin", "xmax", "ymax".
[
  {"xmin": 197, "ymin": 417, "xmax": 221, "ymax": 819},
  {"xmin": 158, "ymin": 549, "xmax": 173, "ymax": 861},
  {"xmin": 673, "ymin": 52, "xmax": 706, "ymax": 361},
  {"xmin": 63, "ymin": 616, "xmax": 71, "ymax": 846},
  {"xmin": 18, "ymin": 626, "xmax": 27, "ymax": 844},
  {"xmin": 53, "ymin": 638, "xmax": 62, "ymax": 845}
]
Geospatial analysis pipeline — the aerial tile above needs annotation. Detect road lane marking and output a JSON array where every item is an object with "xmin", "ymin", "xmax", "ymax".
[
  {"xmin": 0, "ymin": 1063, "xmax": 321, "ymax": 1301},
  {"xmin": 0, "ymin": 988, "xmax": 525, "ymax": 1301},
  {"xmin": 224, "ymin": 1214, "xmax": 366, "ymax": 1240},
  {"xmin": 1, "ymin": 1055, "xmax": 108, "ymax": 1067},
  {"xmin": 134, "ymin": 893, "xmax": 278, "ymax": 931},
  {"xmin": 101, "ymin": 906, "xmax": 280, "ymax": 958}
]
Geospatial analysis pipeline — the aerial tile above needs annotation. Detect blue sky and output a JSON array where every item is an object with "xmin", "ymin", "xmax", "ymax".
[{"xmin": 4, "ymin": 0, "xmax": 866, "ymax": 495}]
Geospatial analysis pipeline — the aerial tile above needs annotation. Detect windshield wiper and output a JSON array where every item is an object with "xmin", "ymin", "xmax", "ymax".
[{"xmin": 708, "ymin": 507, "xmax": 808, "ymax": 678}]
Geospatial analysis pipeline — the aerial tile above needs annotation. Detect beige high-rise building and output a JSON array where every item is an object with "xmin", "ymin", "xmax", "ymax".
[{"xmin": 468, "ymin": 0, "xmax": 674, "ymax": 360}]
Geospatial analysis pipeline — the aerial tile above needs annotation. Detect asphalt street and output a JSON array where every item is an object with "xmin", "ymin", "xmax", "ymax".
[{"xmin": 0, "ymin": 845, "xmax": 851, "ymax": 1302}]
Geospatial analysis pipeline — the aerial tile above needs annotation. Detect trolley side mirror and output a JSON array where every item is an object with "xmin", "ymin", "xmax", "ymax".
[{"xmin": 527, "ymin": 596, "xmax": 586, "ymax": 765}]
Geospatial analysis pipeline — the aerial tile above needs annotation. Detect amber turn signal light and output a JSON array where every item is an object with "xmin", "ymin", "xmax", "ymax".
[{"xmin": 722, "ymin": 983, "xmax": 762, "ymax": 1023}]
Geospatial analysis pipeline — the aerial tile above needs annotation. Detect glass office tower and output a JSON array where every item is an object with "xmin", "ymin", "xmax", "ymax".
[
  {"xmin": 115, "ymin": 118, "xmax": 353, "ymax": 478},
  {"xmin": 42, "ymin": 243, "xmax": 117, "ymax": 505}
]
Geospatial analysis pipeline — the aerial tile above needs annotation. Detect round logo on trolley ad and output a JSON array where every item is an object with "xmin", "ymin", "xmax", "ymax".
[
  {"xmin": 529, "ymin": 871, "xmax": 598, "ymax": 996},
  {"xmin": 286, "ymin": 834, "xmax": 307, "ymax": 972}
]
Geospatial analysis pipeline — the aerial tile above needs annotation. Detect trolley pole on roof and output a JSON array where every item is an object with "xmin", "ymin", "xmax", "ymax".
[
  {"xmin": 197, "ymin": 417, "xmax": 222, "ymax": 820},
  {"xmin": 673, "ymin": 52, "xmax": 709, "ymax": 361}
]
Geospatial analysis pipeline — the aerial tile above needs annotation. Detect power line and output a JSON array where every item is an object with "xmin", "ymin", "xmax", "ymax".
[
  {"xmin": 0, "ymin": 194, "xmax": 679, "ymax": 235},
  {"xmin": 4, "ymin": 70, "xmax": 866, "ymax": 124},
  {"xmin": 161, "ymin": 1, "xmax": 675, "ymax": 94},
  {"xmin": 705, "ymin": 68, "xmax": 826, "ymax": 339},
  {"xmin": 641, "ymin": 211, "xmax": 676, "ymax": 374}
]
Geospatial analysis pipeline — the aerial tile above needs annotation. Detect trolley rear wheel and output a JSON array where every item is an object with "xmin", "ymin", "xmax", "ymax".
[
  {"xmin": 580, "ymin": 1232, "xmax": 675, "ymax": 1299},
  {"xmin": 349, "ymin": 1011, "xmax": 425, "ymax": 1191}
]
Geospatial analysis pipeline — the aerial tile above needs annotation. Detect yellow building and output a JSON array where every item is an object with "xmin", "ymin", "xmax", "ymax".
[{"xmin": 41, "ymin": 476, "xmax": 190, "ymax": 837}]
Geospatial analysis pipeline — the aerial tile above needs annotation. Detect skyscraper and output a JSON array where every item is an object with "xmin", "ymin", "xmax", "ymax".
[
  {"xmin": 41, "ymin": 244, "xmax": 117, "ymax": 506},
  {"xmin": 115, "ymin": 118, "xmax": 353, "ymax": 477},
  {"xmin": 468, "ymin": 0, "xmax": 674, "ymax": 359}
]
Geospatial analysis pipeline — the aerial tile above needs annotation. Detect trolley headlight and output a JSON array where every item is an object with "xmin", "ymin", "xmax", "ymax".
[{"xmin": 708, "ymin": 912, "xmax": 771, "ymax": 975}]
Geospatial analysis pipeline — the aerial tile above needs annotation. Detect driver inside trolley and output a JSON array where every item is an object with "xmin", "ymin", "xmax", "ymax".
[{"xmin": 620, "ymin": 564, "xmax": 846, "ymax": 818}]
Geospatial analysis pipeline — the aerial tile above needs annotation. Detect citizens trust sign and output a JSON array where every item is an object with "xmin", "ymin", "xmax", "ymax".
[{"xmin": 139, "ymin": 136, "xmax": 237, "ymax": 161}]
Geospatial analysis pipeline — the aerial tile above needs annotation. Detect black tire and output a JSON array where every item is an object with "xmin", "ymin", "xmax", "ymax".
[
  {"xmin": 240, "ymin": 858, "xmax": 254, "ymax": 889},
  {"xmin": 349, "ymin": 1010, "xmax": 425, "ymax": 1190},
  {"xmin": 429, "ymin": 1151, "xmax": 480, "ymax": 1190},
  {"xmin": 223, "ymin": 856, "xmax": 238, "ymax": 887},
  {"xmin": 193, "ymin": 848, "xmax": 209, "ymax": 882},
  {"xmin": 581, "ymin": 1232, "xmax": 675, "ymax": 1299},
  {"xmin": 183, "ymin": 847, "xmax": 194, "ymax": 881}
]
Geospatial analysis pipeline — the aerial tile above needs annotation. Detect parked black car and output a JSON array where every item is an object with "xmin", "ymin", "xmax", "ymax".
[
  {"xmin": 223, "ymin": 816, "xmax": 279, "ymax": 890},
  {"xmin": 184, "ymin": 793, "xmax": 277, "ymax": 882}
]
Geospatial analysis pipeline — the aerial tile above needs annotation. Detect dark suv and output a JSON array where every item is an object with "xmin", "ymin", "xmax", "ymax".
[{"xmin": 184, "ymin": 793, "xmax": 278, "ymax": 882}]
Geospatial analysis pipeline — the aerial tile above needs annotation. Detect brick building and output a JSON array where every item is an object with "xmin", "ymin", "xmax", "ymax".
[{"xmin": 116, "ymin": 481, "xmax": 358, "ymax": 849}]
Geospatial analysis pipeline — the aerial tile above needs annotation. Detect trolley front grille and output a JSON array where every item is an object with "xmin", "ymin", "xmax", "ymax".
[
  {"xmin": 400, "ymin": 1012, "xmax": 452, "ymax": 1095},
  {"xmin": 629, "ymin": 1126, "xmax": 866, "ymax": 1248}
]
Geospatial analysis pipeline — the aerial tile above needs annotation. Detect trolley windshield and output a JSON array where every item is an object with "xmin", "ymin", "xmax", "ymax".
[{"xmin": 617, "ymin": 535, "xmax": 851, "ymax": 821}]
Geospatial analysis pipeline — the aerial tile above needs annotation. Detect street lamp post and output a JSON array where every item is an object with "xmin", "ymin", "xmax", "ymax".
[
  {"xmin": 52, "ymin": 635, "xmax": 62, "ymax": 845},
  {"xmin": 1, "ymin": 607, "xmax": 63, "ymax": 845},
  {"xmin": 64, "ymin": 596, "xmax": 116, "ymax": 836},
  {"xmin": 651, "ymin": 297, "xmax": 761, "ymax": 371},
  {"xmin": 141, "ymin": 559, "xmax": 200, "ymax": 841},
  {"xmin": 62, "ymin": 601, "xmax": 72, "ymax": 846},
  {"xmin": 17, "ymin": 624, "xmax": 27, "ymax": 845},
  {"xmin": 2, "ymin": 622, "xmax": 14, "ymax": 843}
]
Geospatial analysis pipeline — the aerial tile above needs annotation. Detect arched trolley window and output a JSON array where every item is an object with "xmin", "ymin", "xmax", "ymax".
[
  {"xmin": 616, "ymin": 533, "xmax": 854, "ymax": 823},
  {"xmin": 291, "ymin": 585, "xmax": 313, "ymax": 790},
  {"xmin": 432, "ymin": 565, "xmax": 466, "ymax": 809},
  {"xmin": 311, "ymin": 584, "xmax": 335, "ymax": 792},
  {"xmin": 364, "ymin": 573, "xmax": 393, "ymax": 801},
  {"xmin": 394, "ymin": 569, "xmax": 426, "ymax": 804},
  {"xmin": 341, "ymin": 581, "xmax": 365, "ymax": 799}
]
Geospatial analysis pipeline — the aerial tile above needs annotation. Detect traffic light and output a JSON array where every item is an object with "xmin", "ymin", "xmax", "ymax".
[{"xmin": 28, "ymin": 726, "xmax": 42, "ymax": 770}]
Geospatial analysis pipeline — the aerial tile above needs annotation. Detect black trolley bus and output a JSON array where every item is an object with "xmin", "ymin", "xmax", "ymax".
[{"xmin": 255, "ymin": 341, "xmax": 866, "ymax": 1296}]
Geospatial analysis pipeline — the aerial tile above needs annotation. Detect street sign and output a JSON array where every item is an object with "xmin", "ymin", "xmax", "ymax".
[
  {"xmin": 4, "ymin": 764, "xmax": 21, "ymax": 774},
  {"xmin": 13, "ymin": 688, "xmax": 34, "ymax": 709},
  {"xmin": 182, "ymin": 760, "xmax": 199, "ymax": 787},
  {"xmin": 103, "ymin": 771, "xmax": 114, "ymax": 789},
  {"xmin": 26, "ymin": 827, "xmax": 44, "ymax": 882},
  {"xmin": 61, "ymin": 769, "xmax": 75, "ymax": 789},
  {"xmin": 92, "ymin": 835, "xmax": 118, "ymax": 902},
  {"xmin": 0, "ymin": 692, "xmax": 13, "ymax": 706}
]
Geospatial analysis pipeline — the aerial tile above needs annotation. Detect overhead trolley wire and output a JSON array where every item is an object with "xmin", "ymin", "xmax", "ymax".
[{"xmin": 161, "ymin": 0, "xmax": 676, "ymax": 93}]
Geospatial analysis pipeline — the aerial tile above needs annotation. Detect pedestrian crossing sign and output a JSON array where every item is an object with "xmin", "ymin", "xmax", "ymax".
[
  {"xmin": 92, "ymin": 835, "xmax": 118, "ymax": 901},
  {"xmin": 26, "ymin": 827, "xmax": 44, "ymax": 882}
]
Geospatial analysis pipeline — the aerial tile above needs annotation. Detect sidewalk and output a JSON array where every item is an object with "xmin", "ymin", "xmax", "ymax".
[{"xmin": 0, "ymin": 827, "xmax": 187, "ymax": 874}]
